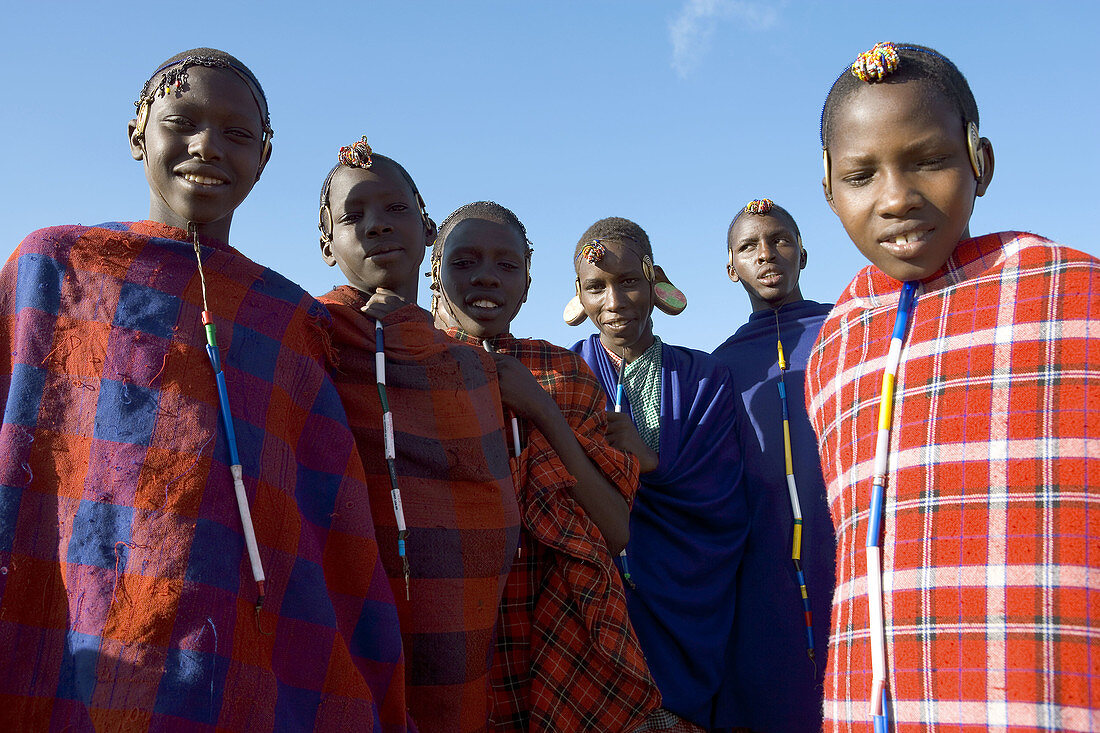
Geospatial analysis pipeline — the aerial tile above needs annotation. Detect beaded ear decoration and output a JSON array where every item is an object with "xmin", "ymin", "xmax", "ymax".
[
  {"xmin": 338, "ymin": 136, "xmax": 373, "ymax": 168},
  {"xmin": 745, "ymin": 198, "xmax": 775, "ymax": 216}
]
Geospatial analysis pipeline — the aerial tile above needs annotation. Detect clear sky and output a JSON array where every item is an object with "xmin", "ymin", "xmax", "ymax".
[{"xmin": 3, "ymin": 1, "xmax": 1097, "ymax": 352}]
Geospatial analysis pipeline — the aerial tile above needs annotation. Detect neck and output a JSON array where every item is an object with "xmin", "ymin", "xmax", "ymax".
[
  {"xmin": 600, "ymin": 330, "xmax": 654, "ymax": 364},
  {"xmin": 148, "ymin": 205, "xmax": 232, "ymax": 245},
  {"xmin": 750, "ymin": 286, "xmax": 804, "ymax": 313}
]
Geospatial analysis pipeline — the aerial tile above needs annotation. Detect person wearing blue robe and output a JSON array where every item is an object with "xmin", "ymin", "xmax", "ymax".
[
  {"xmin": 711, "ymin": 200, "xmax": 836, "ymax": 732},
  {"xmin": 565, "ymin": 217, "xmax": 750, "ymax": 729}
]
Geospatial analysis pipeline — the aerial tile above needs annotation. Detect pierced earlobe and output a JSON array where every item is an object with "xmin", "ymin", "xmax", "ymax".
[{"xmin": 822, "ymin": 148, "xmax": 833, "ymax": 200}]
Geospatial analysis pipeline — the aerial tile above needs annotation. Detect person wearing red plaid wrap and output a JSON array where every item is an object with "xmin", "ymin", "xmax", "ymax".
[
  {"xmin": 431, "ymin": 201, "xmax": 661, "ymax": 732},
  {"xmin": 317, "ymin": 146, "xmax": 521, "ymax": 733},
  {"xmin": 809, "ymin": 42, "xmax": 1100, "ymax": 731}
]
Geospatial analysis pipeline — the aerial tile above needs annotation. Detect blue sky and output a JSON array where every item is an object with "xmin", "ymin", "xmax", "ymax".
[{"xmin": 4, "ymin": 1, "xmax": 1097, "ymax": 351}]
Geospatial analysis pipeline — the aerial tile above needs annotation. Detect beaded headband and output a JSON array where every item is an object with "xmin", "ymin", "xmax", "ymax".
[
  {"xmin": 744, "ymin": 198, "xmax": 774, "ymax": 216},
  {"xmin": 134, "ymin": 54, "xmax": 273, "ymax": 142},
  {"xmin": 338, "ymin": 136, "xmax": 373, "ymax": 168}
]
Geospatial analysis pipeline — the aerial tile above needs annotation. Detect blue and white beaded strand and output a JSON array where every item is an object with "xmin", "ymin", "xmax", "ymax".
[
  {"xmin": 189, "ymin": 223, "xmax": 266, "ymax": 614},
  {"xmin": 375, "ymin": 320, "xmax": 410, "ymax": 599},
  {"xmin": 867, "ymin": 280, "xmax": 918, "ymax": 732}
]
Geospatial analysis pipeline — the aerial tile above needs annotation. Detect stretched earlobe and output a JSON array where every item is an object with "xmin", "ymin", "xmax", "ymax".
[
  {"xmin": 563, "ymin": 296, "xmax": 587, "ymax": 326},
  {"xmin": 652, "ymin": 265, "xmax": 687, "ymax": 315}
]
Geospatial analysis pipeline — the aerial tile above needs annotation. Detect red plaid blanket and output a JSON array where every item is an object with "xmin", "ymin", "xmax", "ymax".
[
  {"xmin": 320, "ymin": 287, "xmax": 520, "ymax": 733},
  {"xmin": 450, "ymin": 330, "xmax": 660, "ymax": 732},
  {"xmin": 0, "ymin": 222, "xmax": 409, "ymax": 731},
  {"xmin": 806, "ymin": 232, "xmax": 1100, "ymax": 731}
]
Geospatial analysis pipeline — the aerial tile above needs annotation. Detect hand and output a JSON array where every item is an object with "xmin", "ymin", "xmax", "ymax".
[
  {"xmin": 361, "ymin": 288, "xmax": 410, "ymax": 321},
  {"xmin": 490, "ymin": 353, "xmax": 556, "ymax": 425},
  {"xmin": 605, "ymin": 411, "xmax": 659, "ymax": 473}
]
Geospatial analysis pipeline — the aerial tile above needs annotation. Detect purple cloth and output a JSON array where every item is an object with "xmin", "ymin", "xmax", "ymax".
[
  {"xmin": 711, "ymin": 300, "xmax": 836, "ymax": 732},
  {"xmin": 572, "ymin": 334, "xmax": 749, "ymax": 727}
]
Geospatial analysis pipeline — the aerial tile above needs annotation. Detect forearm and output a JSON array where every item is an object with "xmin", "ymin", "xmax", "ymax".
[{"xmin": 530, "ymin": 406, "xmax": 631, "ymax": 554}]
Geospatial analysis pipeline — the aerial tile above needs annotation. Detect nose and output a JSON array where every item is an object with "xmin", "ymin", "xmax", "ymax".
[
  {"xmin": 605, "ymin": 283, "xmax": 627, "ymax": 311},
  {"xmin": 187, "ymin": 127, "xmax": 223, "ymax": 161},
  {"xmin": 470, "ymin": 262, "xmax": 500, "ymax": 287},
  {"xmin": 756, "ymin": 242, "xmax": 776, "ymax": 263},
  {"xmin": 362, "ymin": 210, "xmax": 393, "ymax": 238},
  {"xmin": 877, "ymin": 168, "xmax": 922, "ymax": 218}
]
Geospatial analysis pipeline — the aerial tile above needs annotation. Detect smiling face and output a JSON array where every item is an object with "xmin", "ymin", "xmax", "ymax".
[
  {"xmin": 727, "ymin": 214, "xmax": 805, "ymax": 312},
  {"xmin": 129, "ymin": 65, "xmax": 269, "ymax": 242},
  {"xmin": 322, "ymin": 160, "xmax": 427, "ymax": 300},
  {"xmin": 826, "ymin": 80, "xmax": 991, "ymax": 281},
  {"xmin": 576, "ymin": 238, "xmax": 655, "ymax": 357},
  {"xmin": 438, "ymin": 217, "xmax": 528, "ymax": 339}
]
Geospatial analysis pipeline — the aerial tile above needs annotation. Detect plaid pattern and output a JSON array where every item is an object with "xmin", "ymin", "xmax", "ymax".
[
  {"xmin": 0, "ymin": 223, "xmax": 409, "ymax": 731},
  {"xmin": 633, "ymin": 708, "xmax": 707, "ymax": 733},
  {"xmin": 605, "ymin": 338, "xmax": 664, "ymax": 454},
  {"xmin": 451, "ymin": 330, "xmax": 660, "ymax": 732},
  {"xmin": 806, "ymin": 232, "xmax": 1100, "ymax": 731},
  {"xmin": 321, "ymin": 287, "xmax": 520, "ymax": 733}
]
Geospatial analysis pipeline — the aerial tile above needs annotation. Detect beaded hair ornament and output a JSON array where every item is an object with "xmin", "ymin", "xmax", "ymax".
[
  {"xmin": 744, "ymin": 198, "xmax": 775, "ymax": 216},
  {"xmin": 339, "ymin": 136, "xmax": 373, "ymax": 168},
  {"xmin": 563, "ymin": 237, "xmax": 686, "ymax": 325},
  {"xmin": 822, "ymin": 42, "xmax": 984, "ymax": 199},
  {"xmin": 134, "ymin": 54, "xmax": 274, "ymax": 158}
]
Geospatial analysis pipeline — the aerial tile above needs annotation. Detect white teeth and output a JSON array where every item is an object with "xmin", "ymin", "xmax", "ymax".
[
  {"xmin": 183, "ymin": 174, "xmax": 224, "ymax": 185},
  {"xmin": 893, "ymin": 232, "xmax": 919, "ymax": 246},
  {"xmin": 472, "ymin": 299, "xmax": 499, "ymax": 308}
]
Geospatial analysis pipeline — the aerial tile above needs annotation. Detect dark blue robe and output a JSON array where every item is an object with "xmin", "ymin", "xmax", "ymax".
[
  {"xmin": 711, "ymin": 300, "xmax": 836, "ymax": 732},
  {"xmin": 573, "ymin": 334, "xmax": 749, "ymax": 727}
]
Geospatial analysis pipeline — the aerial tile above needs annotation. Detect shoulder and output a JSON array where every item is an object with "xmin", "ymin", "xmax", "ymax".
[{"xmin": 663, "ymin": 341, "xmax": 733, "ymax": 379}]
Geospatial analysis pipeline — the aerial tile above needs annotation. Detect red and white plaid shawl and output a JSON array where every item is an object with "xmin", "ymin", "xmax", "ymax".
[{"xmin": 806, "ymin": 232, "xmax": 1100, "ymax": 732}]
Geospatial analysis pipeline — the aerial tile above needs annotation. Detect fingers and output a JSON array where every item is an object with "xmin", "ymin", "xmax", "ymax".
[{"xmin": 360, "ymin": 289, "xmax": 409, "ymax": 320}]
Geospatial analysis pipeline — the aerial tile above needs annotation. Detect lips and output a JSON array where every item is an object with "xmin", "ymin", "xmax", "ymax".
[
  {"xmin": 756, "ymin": 269, "xmax": 784, "ymax": 287},
  {"xmin": 602, "ymin": 317, "xmax": 634, "ymax": 334},
  {"xmin": 175, "ymin": 165, "xmax": 229, "ymax": 187},
  {"xmin": 364, "ymin": 243, "xmax": 404, "ymax": 258},
  {"xmin": 879, "ymin": 228, "xmax": 933, "ymax": 258}
]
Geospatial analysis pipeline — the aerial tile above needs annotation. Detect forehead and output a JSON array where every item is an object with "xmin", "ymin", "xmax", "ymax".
[
  {"xmin": 730, "ymin": 214, "xmax": 797, "ymax": 243},
  {"xmin": 576, "ymin": 238, "xmax": 646, "ymax": 278},
  {"xmin": 830, "ymin": 80, "xmax": 962, "ymax": 154},
  {"xmin": 445, "ymin": 217, "xmax": 525, "ymax": 254},
  {"xmin": 327, "ymin": 161, "xmax": 413, "ymax": 210},
  {"xmin": 149, "ymin": 65, "xmax": 261, "ymax": 122}
]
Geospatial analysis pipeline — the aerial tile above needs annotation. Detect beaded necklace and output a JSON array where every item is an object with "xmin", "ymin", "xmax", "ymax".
[
  {"xmin": 773, "ymin": 310, "xmax": 816, "ymax": 669},
  {"xmin": 188, "ymin": 224, "xmax": 265, "ymax": 613},
  {"xmin": 866, "ymin": 281, "xmax": 918, "ymax": 732},
  {"xmin": 373, "ymin": 319, "xmax": 410, "ymax": 599}
]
